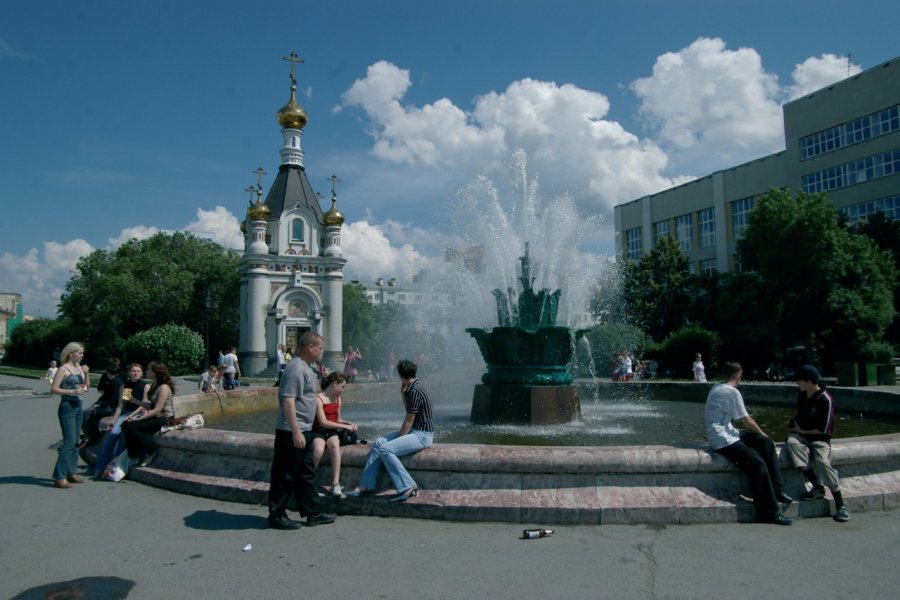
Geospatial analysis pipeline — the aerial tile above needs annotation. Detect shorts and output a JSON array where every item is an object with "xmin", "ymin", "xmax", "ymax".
[{"xmin": 312, "ymin": 429, "xmax": 340, "ymax": 442}]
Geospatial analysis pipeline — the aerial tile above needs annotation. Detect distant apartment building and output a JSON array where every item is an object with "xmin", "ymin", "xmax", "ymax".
[
  {"xmin": 615, "ymin": 56, "xmax": 900, "ymax": 273},
  {"xmin": 0, "ymin": 292, "xmax": 24, "ymax": 350}
]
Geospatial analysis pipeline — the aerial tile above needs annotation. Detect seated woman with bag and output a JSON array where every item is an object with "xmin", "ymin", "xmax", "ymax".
[
  {"xmin": 122, "ymin": 361, "xmax": 175, "ymax": 467},
  {"xmin": 95, "ymin": 363, "xmax": 148, "ymax": 476},
  {"xmin": 311, "ymin": 371, "xmax": 359, "ymax": 499}
]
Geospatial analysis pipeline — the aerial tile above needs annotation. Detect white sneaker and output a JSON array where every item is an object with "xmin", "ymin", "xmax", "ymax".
[{"xmin": 331, "ymin": 484, "xmax": 346, "ymax": 499}]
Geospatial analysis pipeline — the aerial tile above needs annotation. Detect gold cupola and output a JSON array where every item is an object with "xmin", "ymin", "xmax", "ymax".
[
  {"xmin": 276, "ymin": 81, "xmax": 308, "ymax": 130},
  {"xmin": 247, "ymin": 198, "xmax": 270, "ymax": 222},
  {"xmin": 323, "ymin": 193, "xmax": 344, "ymax": 226}
]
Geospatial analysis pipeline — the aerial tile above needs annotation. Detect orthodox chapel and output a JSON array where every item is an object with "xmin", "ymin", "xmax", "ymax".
[{"xmin": 238, "ymin": 55, "xmax": 347, "ymax": 375}]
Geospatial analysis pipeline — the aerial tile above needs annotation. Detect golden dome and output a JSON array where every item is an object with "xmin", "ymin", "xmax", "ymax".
[
  {"xmin": 247, "ymin": 199, "xmax": 270, "ymax": 221},
  {"xmin": 276, "ymin": 83, "xmax": 308, "ymax": 130},
  {"xmin": 323, "ymin": 196, "xmax": 344, "ymax": 225}
]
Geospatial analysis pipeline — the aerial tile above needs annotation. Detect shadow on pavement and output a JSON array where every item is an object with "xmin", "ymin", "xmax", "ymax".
[
  {"xmin": 10, "ymin": 576, "xmax": 134, "ymax": 600},
  {"xmin": 183, "ymin": 509, "xmax": 267, "ymax": 531},
  {"xmin": 0, "ymin": 475, "xmax": 55, "ymax": 487}
]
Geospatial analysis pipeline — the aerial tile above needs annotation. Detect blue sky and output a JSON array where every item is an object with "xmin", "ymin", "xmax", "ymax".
[{"xmin": 2, "ymin": 0, "xmax": 899, "ymax": 317}]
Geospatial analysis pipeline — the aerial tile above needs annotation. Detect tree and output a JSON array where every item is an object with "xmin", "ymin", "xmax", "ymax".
[
  {"xmin": 621, "ymin": 236, "xmax": 691, "ymax": 341},
  {"xmin": 341, "ymin": 283, "xmax": 377, "ymax": 354},
  {"xmin": 849, "ymin": 211, "xmax": 900, "ymax": 347},
  {"xmin": 57, "ymin": 232, "xmax": 240, "ymax": 366},
  {"xmin": 738, "ymin": 189, "xmax": 895, "ymax": 365}
]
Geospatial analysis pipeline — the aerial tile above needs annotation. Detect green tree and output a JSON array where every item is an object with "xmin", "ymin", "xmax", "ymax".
[
  {"xmin": 57, "ymin": 232, "xmax": 240, "ymax": 365},
  {"xmin": 125, "ymin": 324, "xmax": 204, "ymax": 376},
  {"xmin": 849, "ymin": 211, "xmax": 900, "ymax": 347},
  {"xmin": 341, "ymin": 283, "xmax": 377, "ymax": 353},
  {"xmin": 738, "ymin": 189, "xmax": 896, "ymax": 364},
  {"xmin": 621, "ymin": 236, "xmax": 691, "ymax": 341}
]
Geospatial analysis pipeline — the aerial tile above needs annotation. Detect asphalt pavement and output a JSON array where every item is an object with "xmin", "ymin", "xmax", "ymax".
[{"xmin": 1, "ymin": 373, "xmax": 898, "ymax": 600}]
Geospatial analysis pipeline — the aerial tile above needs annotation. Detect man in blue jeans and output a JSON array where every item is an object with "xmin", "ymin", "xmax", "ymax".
[
  {"xmin": 347, "ymin": 359, "xmax": 434, "ymax": 502},
  {"xmin": 705, "ymin": 361, "xmax": 794, "ymax": 525}
]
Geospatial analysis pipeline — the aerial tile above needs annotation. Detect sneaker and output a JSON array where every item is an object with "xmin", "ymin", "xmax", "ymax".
[
  {"xmin": 800, "ymin": 486, "xmax": 826, "ymax": 501},
  {"xmin": 305, "ymin": 512, "xmax": 336, "ymax": 527},
  {"xmin": 833, "ymin": 505, "xmax": 851, "ymax": 522},
  {"xmin": 331, "ymin": 484, "xmax": 346, "ymax": 499}
]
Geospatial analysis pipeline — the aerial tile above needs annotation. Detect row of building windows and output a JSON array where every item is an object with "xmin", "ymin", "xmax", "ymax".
[
  {"xmin": 838, "ymin": 194, "xmax": 900, "ymax": 223},
  {"xmin": 626, "ymin": 226, "xmax": 642, "ymax": 260},
  {"xmin": 799, "ymin": 104, "xmax": 899, "ymax": 160},
  {"xmin": 801, "ymin": 148, "xmax": 900, "ymax": 194}
]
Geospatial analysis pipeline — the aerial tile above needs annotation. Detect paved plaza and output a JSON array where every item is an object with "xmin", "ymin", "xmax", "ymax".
[{"xmin": 2, "ymin": 373, "xmax": 899, "ymax": 599}]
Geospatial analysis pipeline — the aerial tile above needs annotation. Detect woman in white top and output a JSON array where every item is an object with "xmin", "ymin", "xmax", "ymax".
[{"xmin": 693, "ymin": 353, "xmax": 707, "ymax": 383}]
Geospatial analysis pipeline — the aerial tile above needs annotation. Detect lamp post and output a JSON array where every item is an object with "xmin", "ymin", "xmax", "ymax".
[{"xmin": 203, "ymin": 293, "xmax": 213, "ymax": 371}]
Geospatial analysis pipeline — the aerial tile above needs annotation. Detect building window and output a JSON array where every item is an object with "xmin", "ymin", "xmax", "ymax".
[
  {"xmin": 800, "ymin": 104, "xmax": 900, "ymax": 160},
  {"xmin": 625, "ymin": 227, "xmax": 642, "ymax": 260},
  {"xmin": 698, "ymin": 207, "xmax": 716, "ymax": 248},
  {"xmin": 802, "ymin": 149, "xmax": 900, "ymax": 194},
  {"xmin": 731, "ymin": 196, "xmax": 755, "ymax": 239},
  {"xmin": 654, "ymin": 220, "xmax": 670, "ymax": 245},
  {"xmin": 699, "ymin": 258, "xmax": 717, "ymax": 275},
  {"xmin": 290, "ymin": 218, "xmax": 305, "ymax": 242},
  {"xmin": 675, "ymin": 214, "xmax": 693, "ymax": 251},
  {"xmin": 838, "ymin": 194, "xmax": 900, "ymax": 224}
]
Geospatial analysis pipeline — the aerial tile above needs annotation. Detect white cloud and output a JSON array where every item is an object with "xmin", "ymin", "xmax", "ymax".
[
  {"xmin": 340, "ymin": 220, "xmax": 433, "ymax": 281},
  {"xmin": 338, "ymin": 61, "xmax": 681, "ymax": 215},
  {"xmin": 0, "ymin": 240, "xmax": 94, "ymax": 317},
  {"xmin": 107, "ymin": 225, "xmax": 162, "ymax": 249},
  {"xmin": 185, "ymin": 206, "xmax": 244, "ymax": 250},
  {"xmin": 630, "ymin": 37, "xmax": 784, "ymax": 173},
  {"xmin": 788, "ymin": 54, "xmax": 862, "ymax": 100}
]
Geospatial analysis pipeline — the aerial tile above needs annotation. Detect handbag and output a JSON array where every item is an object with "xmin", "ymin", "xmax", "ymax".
[
  {"xmin": 102, "ymin": 449, "xmax": 133, "ymax": 482},
  {"xmin": 338, "ymin": 429, "xmax": 359, "ymax": 446}
]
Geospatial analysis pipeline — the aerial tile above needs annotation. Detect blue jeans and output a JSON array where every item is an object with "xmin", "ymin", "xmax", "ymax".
[
  {"xmin": 53, "ymin": 399, "xmax": 83, "ymax": 480},
  {"xmin": 359, "ymin": 429, "xmax": 433, "ymax": 493}
]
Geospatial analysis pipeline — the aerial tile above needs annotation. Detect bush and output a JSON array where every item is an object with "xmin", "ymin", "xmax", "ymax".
[
  {"xmin": 580, "ymin": 323, "xmax": 647, "ymax": 377},
  {"xmin": 658, "ymin": 325, "xmax": 721, "ymax": 380},
  {"xmin": 125, "ymin": 324, "xmax": 204, "ymax": 376},
  {"xmin": 3, "ymin": 318, "xmax": 72, "ymax": 368},
  {"xmin": 859, "ymin": 340, "xmax": 896, "ymax": 364}
]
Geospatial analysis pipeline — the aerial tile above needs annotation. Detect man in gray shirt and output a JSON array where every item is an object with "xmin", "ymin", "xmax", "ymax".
[{"xmin": 267, "ymin": 331, "xmax": 336, "ymax": 529}]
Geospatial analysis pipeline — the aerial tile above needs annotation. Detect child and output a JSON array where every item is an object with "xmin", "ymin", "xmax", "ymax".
[
  {"xmin": 45, "ymin": 360, "xmax": 58, "ymax": 386},
  {"xmin": 199, "ymin": 365, "xmax": 220, "ymax": 393}
]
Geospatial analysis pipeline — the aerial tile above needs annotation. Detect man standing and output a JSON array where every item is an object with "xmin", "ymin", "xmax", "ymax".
[
  {"xmin": 267, "ymin": 331, "xmax": 336, "ymax": 530},
  {"xmin": 786, "ymin": 364, "xmax": 850, "ymax": 522},
  {"xmin": 705, "ymin": 361, "xmax": 794, "ymax": 525},
  {"xmin": 222, "ymin": 346, "xmax": 241, "ymax": 390}
]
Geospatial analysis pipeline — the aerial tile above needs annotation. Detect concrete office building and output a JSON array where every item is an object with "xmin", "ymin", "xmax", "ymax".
[{"xmin": 615, "ymin": 56, "xmax": 900, "ymax": 273}]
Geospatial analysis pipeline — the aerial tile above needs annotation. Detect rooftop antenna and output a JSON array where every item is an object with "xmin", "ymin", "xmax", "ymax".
[{"xmin": 847, "ymin": 52, "xmax": 852, "ymax": 77}]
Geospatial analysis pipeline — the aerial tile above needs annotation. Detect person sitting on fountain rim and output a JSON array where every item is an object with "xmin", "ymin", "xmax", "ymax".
[
  {"xmin": 785, "ymin": 364, "xmax": 850, "ymax": 522},
  {"xmin": 346, "ymin": 359, "xmax": 434, "ymax": 502},
  {"xmin": 705, "ymin": 361, "xmax": 794, "ymax": 525}
]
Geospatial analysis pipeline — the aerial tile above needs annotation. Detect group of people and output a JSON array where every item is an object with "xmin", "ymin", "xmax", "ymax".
[
  {"xmin": 705, "ymin": 361, "xmax": 850, "ymax": 525},
  {"xmin": 49, "ymin": 342, "xmax": 176, "ymax": 488},
  {"xmin": 267, "ymin": 331, "xmax": 434, "ymax": 530}
]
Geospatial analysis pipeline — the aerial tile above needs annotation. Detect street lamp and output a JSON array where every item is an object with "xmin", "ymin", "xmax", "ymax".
[{"xmin": 203, "ymin": 293, "xmax": 213, "ymax": 371}]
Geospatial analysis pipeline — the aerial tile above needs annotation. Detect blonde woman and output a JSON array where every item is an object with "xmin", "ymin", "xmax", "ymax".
[{"xmin": 50, "ymin": 342, "xmax": 89, "ymax": 488}]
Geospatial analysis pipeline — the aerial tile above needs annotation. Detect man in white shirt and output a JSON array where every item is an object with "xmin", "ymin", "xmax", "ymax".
[{"xmin": 705, "ymin": 361, "xmax": 793, "ymax": 525}]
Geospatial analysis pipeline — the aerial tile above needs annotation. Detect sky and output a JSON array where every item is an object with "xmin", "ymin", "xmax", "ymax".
[{"xmin": 1, "ymin": 0, "xmax": 898, "ymax": 317}]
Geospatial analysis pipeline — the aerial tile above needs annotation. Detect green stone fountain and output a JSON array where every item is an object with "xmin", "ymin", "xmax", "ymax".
[{"xmin": 466, "ymin": 243, "xmax": 588, "ymax": 425}]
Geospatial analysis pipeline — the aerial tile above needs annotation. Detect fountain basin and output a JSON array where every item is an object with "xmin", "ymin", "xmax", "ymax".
[{"xmin": 123, "ymin": 385, "xmax": 900, "ymax": 525}]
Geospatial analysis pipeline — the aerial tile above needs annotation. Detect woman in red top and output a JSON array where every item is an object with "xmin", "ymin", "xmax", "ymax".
[{"xmin": 311, "ymin": 371, "xmax": 358, "ymax": 498}]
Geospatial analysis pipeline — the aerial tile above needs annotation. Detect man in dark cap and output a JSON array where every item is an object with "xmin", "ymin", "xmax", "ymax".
[{"xmin": 785, "ymin": 364, "xmax": 850, "ymax": 522}]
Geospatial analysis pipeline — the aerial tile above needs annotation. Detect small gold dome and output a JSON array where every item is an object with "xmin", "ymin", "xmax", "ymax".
[
  {"xmin": 247, "ymin": 199, "xmax": 270, "ymax": 221},
  {"xmin": 277, "ymin": 84, "xmax": 308, "ymax": 129},
  {"xmin": 323, "ymin": 197, "xmax": 344, "ymax": 225}
]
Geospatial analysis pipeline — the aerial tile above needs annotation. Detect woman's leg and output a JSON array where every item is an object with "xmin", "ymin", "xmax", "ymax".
[
  {"xmin": 311, "ymin": 437, "xmax": 325, "ymax": 469},
  {"xmin": 372, "ymin": 430, "xmax": 433, "ymax": 493},
  {"xmin": 327, "ymin": 435, "xmax": 342, "ymax": 485},
  {"xmin": 52, "ymin": 401, "xmax": 79, "ymax": 480},
  {"xmin": 358, "ymin": 431, "xmax": 400, "ymax": 490}
]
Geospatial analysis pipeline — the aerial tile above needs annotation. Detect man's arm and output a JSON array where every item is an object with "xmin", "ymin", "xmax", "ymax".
[
  {"xmin": 282, "ymin": 396, "xmax": 305, "ymax": 448},
  {"xmin": 398, "ymin": 413, "xmax": 415, "ymax": 436},
  {"xmin": 740, "ymin": 415, "xmax": 768, "ymax": 437}
]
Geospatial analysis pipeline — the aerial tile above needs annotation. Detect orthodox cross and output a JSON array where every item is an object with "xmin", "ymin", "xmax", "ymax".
[
  {"xmin": 283, "ymin": 51, "xmax": 304, "ymax": 85},
  {"xmin": 328, "ymin": 174, "xmax": 341, "ymax": 199},
  {"xmin": 253, "ymin": 167, "xmax": 267, "ymax": 193},
  {"xmin": 245, "ymin": 185, "xmax": 256, "ymax": 205}
]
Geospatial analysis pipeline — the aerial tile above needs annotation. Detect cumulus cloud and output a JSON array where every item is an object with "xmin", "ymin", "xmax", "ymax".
[
  {"xmin": 340, "ymin": 220, "xmax": 433, "ymax": 282},
  {"xmin": 338, "ymin": 61, "xmax": 680, "ymax": 216},
  {"xmin": 630, "ymin": 37, "xmax": 784, "ymax": 173},
  {"xmin": 0, "ymin": 240, "xmax": 94, "ymax": 317},
  {"xmin": 788, "ymin": 54, "xmax": 862, "ymax": 100},
  {"xmin": 185, "ymin": 206, "xmax": 244, "ymax": 250},
  {"xmin": 107, "ymin": 225, "xmax": 162, "ymax": 249}
]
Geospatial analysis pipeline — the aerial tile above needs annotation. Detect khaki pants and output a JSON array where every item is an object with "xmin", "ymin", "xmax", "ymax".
[{"xmin": 785, "ymin": 433, "xmax": 840, "ymax": 489}]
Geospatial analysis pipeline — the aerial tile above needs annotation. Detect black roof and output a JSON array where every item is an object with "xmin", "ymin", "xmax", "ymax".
[{"xmin": 264, "ymin": 165, "xmax": 324, "ymax": 223}]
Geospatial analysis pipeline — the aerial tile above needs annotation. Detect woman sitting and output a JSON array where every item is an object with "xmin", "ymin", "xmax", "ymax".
[
  {"xmin": 122, "ymin": 361, "xmax": 175, "ymax": 467},
  {"xmin": 95, "ymin": 363, "xmax": 147, "ymax": 476},
  {"xmin": 311, "ymin": 371, "xmax": 358, "ymax": 499}
]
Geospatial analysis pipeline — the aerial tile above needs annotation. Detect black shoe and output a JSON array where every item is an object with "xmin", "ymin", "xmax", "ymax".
[
  {"xmin": 268, "ymin": 514, "xmax": 302, "ymax": 530},
  {"xmin": 768, "ymin": 514, "xmax": 793, "ymax": 526},
  {"xmin": 305, "ymin": 512, "xmax": 336, "ymax": 527},
  {"xmin": 777, "ymin": 492, "xmax": 795, "ymax": 504},
  {"xmin": 800, "ymin": 486, "xmax": 826, "ymax": 500}
]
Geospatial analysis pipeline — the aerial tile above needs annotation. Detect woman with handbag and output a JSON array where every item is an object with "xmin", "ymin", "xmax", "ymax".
[
  {"xmin": 122, "ymin": 361, "xmax": 175, "ymax": 467},
  {"xmin": 310, "ymin": 371, "xmax": 359, "ymax": 498},
  {"xmin": 49, "ymin": 342, "xmax": 90, "ymax": 488}
]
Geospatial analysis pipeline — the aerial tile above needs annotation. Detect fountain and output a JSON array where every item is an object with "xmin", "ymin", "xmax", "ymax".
[{"xmin": 466, "ymin": 243, "xmax": 588, "ymax": 424}]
